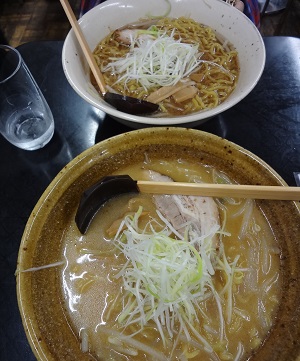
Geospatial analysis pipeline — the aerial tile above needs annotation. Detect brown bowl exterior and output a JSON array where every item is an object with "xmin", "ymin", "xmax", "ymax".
[{"xmin": 16, "ymin": 127, "xmax": 300, "ymax": 361}]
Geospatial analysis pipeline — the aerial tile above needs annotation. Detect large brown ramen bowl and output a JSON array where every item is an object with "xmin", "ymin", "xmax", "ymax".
[{"xmin": 16, "ymin": 128, "xmax": 300, "ymax": 361}]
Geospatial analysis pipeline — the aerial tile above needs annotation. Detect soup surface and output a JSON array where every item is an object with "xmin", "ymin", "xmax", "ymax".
[
  {"xmin": 61, "ymin": 158, "xmax": 281, "ymax": 361},
  {"xmin": 92, "ymin": 17, "xmax": 239, "ymax": 116}
]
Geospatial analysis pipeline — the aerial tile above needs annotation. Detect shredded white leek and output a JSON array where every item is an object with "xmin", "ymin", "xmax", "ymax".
[
  {"xmin": 110, "ymin": 205, "xmax": 244, "ymax": 353},
  {"xmin": 234, "ymin": 342, "xmax": 244, "ymax": 361},
  {"xmin": 103, "ymin": 30, "xmax": 202, "ymax": 90},
  {"xmin": 80, "ymin": 328, "xmax": 89, "ymax": 353},
  {"xmin": 98, "ymin": 326, "xmax": 169, "ymax": 361},
  {"xmin": 15, "ymin": 260, "xmax": 65, "ymax": 274}
]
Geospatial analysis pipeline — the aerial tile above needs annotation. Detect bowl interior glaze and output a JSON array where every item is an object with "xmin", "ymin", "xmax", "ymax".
[{"xmin": 17, "ymin": 128, "xmax": 300, "ymax": 360}]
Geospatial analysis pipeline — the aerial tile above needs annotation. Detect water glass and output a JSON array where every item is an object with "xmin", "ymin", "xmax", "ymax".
[{"xmin": 0, "ymin": 45, "xmax": 54, "ymax": 151}]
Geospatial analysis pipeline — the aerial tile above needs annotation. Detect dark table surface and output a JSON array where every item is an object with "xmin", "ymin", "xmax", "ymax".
[{"xmin": 0, "ymin": 36, "xmax": 299, "ymax": 361}]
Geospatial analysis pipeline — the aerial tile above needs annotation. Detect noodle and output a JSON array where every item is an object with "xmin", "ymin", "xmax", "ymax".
[{"xmin": 92, "ymin": 17, "xmax": 239, "ymax": 116}]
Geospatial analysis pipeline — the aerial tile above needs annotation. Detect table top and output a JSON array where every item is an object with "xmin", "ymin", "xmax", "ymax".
[{"xmin": 0, "ymin": 36, "xmax": 299, "ymax": 361}]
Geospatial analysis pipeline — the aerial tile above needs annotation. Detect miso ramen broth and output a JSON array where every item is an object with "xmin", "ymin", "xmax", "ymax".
[
  {"xmin": 92, "ymin": 17, "xmax": 239, "ymax": 116},
  {"xmin": 61, "ymin": 159, "xmax": 281, "ymax": 361}
]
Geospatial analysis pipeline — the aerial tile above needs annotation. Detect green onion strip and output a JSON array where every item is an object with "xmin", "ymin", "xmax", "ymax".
[
  {"xmin": 103, "ymin": 27, "xmax": 233, "ymax": 93},
  {"xmin": 103, "ymin": 29, "xmax": 202, "ymax": 90},
  {"xmin": 111, "ymin": 206, "xmax": 243, "ymax": 351}
]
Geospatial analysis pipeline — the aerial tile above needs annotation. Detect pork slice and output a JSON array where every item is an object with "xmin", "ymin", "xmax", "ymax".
[{"xmin": 147, "ymin": 170, "xmax": 220, "ymax": 243}]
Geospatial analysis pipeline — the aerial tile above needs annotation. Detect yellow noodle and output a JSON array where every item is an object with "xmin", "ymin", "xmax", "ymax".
[{"xmin": 92, "ymin": 17, "xmax": 239, "ymax": 116}]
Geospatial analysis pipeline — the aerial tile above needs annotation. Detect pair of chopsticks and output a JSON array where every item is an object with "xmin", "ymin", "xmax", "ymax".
[
  {"xmin": 60, "ymin": 0, "xmax": 106, "ymax": 95},
  {"xmin": 137, "ymin": 180, "xmax": 300, "ymax": 200}
]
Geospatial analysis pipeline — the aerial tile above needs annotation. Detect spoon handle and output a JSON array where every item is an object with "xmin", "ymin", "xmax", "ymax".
[
  {"xmin": 137, "ymin": 181, "xmax": 300, "ymax": 201},
  {"xmin": 60, "ymin": 0, "xmax": 107, "ymax": 95}
]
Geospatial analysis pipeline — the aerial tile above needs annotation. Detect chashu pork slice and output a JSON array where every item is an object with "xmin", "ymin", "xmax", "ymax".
[{"xmin": 146, "ymin": 170, "xmax": 220, "ymax": 248}]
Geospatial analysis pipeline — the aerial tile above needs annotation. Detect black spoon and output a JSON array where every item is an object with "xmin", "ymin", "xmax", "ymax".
[
  {"xmin": 60, "ymin": 0, "xmax": 159, "ymax": 115},
  {"xmin": 75, "ymin": 175, "xmax": 139, "ymax": 234},
  {"xmin": 103, "ymin": 93, "xmax": 159, "ymax": 115}
]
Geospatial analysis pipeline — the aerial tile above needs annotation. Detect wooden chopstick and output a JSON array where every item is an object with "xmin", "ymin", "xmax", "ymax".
[
  {"xmin": 137, "ymin": 181, "xmax": 300, "ymax": 200},
  {"xmin": 60, "ymin": 0, "xmax": 107, "ymax": 95}
]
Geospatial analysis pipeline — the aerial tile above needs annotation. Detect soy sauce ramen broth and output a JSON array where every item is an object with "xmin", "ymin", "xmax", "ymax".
[
  {"xmin": 61, "ymin": 158, "xmax": 281, "ymax": 361},
  {"xmin": 92, "ymin": 17, "xmax": 239, "ymax": 116}
]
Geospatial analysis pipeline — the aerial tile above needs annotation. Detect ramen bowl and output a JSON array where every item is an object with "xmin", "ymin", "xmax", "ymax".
[
  {"xmin": 62, "ymin": 0, "xmax": 265, "ymax": 128},
  {"xmin": 16, "ymin": 128, "xmax": 300, "ymax": 361}
]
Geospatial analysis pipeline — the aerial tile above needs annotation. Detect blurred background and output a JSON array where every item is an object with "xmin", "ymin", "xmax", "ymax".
[{"xmin": 0, "ymin": 0, "xmax": 299, "ymax": 48}]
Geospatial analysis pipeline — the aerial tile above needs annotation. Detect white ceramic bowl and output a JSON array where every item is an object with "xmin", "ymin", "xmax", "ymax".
[{"xmin": 62, "ymin": 0, "xmax": 265, "ymax": 127}]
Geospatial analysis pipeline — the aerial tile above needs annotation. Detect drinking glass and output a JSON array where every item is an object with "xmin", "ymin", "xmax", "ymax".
[{"xmin": 0, "ymin": 45, "xmax": 54, "ymax": 151}]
